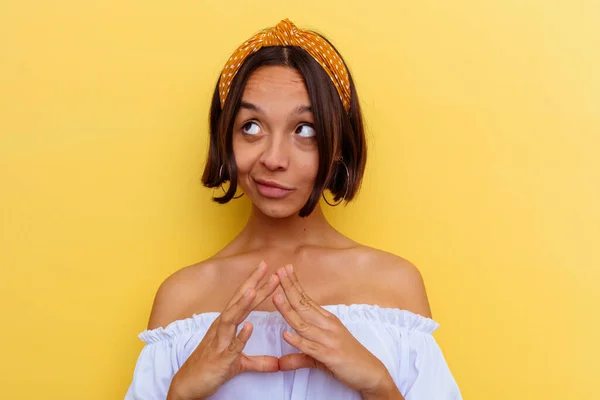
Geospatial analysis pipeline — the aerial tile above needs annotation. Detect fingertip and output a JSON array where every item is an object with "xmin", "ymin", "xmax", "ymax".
[
  {"xmin": 241, "ymin": 321, "xmax": 253, "ymax": 336},
  {"xmin": 283, "ymin": 330, "xmax": 296, "ymax": 341},
  {"xmin": 238, "ymin": 321, "xmax": 254, "ymax": 343},
  {"xmin": 268, "ymin": 273, "xmax": 279, "ymax": 285},
  {"xmin": 278, "ymin": 354, "xmax": 302, "ymax": 371},
  {"xmin": 278, "ymin": 355, "xmax": 291, "ymax": 371},
  {"xmin": 243, "ymin": 355, "xmax": 280, "ymax": 373},
  {"xmin": 266, "ymin": 356, "xmax": 281, "ymax": 372},
  {"xmin": 277, "ymin": 266, "xmax": 287, "ymax": 278}
]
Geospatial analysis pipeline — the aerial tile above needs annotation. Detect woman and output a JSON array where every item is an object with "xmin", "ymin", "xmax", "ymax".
[{"xmin": 126, "ymin": 19, "xmax": 462, "ymax": 400}]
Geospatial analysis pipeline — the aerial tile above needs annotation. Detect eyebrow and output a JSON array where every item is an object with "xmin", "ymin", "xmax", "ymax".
[
  {"xmin": 293, "ymin": 105, "xmax": 312, "ymax": 115},
  {"xmin": 240, "ymin": 101, "xmax": 262, "ymax": 113},
  {"xmin": 239, "ymin": 101, "xmax": 312, "ymax": 116}
]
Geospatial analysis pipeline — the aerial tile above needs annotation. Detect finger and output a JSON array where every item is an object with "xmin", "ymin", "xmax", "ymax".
[
  {"xmin": 276, "ymin": 265, "xmax": 324, "ymax": 323},
  {"xmin": 273, "ymin": 293, "xmax": 323, "ymax": 341},
  {"xmin": 239, "ymin": 354, "xmax": 280, "ymax": 373},
  {"xmin": 249, "ymin": 272, "xmax": 280, "ymax": 310},
  {"xmin": 278, "ymin": 353, "xmax": 320, "ymax": 371},
  {"xmin": 226, "ymin": 261, "xmax": 268, "ymax": 308},
  {"xmin": 237, "ymin": 321, "xmax": 253, "ymax": 344},
  {"xmin": 282, "ymin": 329, "xmax": 325, "ymax": 359},
  {"xmin": 276, "ymin": 265, "xmax": 311, "ymax": 312},
  {"xmin": 217, "ymin": 288, "xmax": 256, "ymax": 348},
  {"xmin": 223, "ymin": 321, "xmax": 253, "ymax": 358},
  {"xmin": 229, "ymin": 273, "xmax": 280, "ymax": 335},
  {"xmin": 285, "ymin": 264, "xmax": 332, "ymax": 319}
]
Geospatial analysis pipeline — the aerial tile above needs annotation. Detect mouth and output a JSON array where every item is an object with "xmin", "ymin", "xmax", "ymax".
[{"xmin": 253, "ymin": 178, "xmax": 294, "ymax": 199}]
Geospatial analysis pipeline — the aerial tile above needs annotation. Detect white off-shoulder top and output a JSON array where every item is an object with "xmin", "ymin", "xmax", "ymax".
[{"xmin": 125, "ymin": 304, "xmax": 462, "ymax": 399}]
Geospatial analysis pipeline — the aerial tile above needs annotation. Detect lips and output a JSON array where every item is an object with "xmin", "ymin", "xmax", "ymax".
[{"xmin": 253, "ymin": 178, "xmax": 294, "ymax": 199}]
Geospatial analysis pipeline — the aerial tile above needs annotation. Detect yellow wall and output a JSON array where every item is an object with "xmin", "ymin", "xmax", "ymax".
[{"xmin": 1, "ymin": 1, "xmax": 598, "ymax": 398}]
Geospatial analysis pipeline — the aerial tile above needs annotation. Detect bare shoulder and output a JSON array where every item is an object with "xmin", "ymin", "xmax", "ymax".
[
  {"xmin": 354, "ymin": 246, "xmax": 432, "ymax": 319},
  {"xmin": 146, "ymin": 259, "xmax": 220, "ymax": 330}
]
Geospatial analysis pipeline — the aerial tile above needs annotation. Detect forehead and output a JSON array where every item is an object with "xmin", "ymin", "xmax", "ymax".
[{"xmin": 242, "ymin": 66, "xmax": 310, "ymax": 106}]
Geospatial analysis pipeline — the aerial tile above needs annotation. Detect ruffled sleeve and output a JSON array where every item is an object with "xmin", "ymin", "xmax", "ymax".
[
  {"xmin": 389, "ymin": 316, "xmax": 462, "ymax": 400},
  {"xmin": 125, "ymin": 339, "xmax": 177, "ymax": 400},
  {"xmin": 125, "ymin": 315, "xmax": 216, "ymax": 400},
  {"xmin": 324, "ymin": 305, "xmax": 461, "ymax": 399}
]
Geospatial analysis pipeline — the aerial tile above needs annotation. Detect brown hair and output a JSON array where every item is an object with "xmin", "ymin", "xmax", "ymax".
[{"xmin": 202, "ymin": 41, "xmax": 366, "ymax": 217}]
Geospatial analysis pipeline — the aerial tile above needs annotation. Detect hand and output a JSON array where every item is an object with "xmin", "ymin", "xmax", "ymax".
[
  {"xmin": 167, "ymin": 262, "xmax": 281, "ymax": 400},
  {"xmin": 273, "ymin": 264, "xmax": 404, "ymax": 399}
]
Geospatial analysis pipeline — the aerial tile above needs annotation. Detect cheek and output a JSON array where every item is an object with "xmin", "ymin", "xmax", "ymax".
[
  {"xmin": 232, "ymin": 139, "xmax": 255, "ymax": 175},
  {"xmin": 297, "ymin": 152, "xmax": 319, "ymax": 184}
]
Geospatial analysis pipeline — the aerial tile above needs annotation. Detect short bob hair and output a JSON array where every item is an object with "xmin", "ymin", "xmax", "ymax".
[{"xmin": 202, "ymin": 35, "xmax": 366, "ymax": 217}]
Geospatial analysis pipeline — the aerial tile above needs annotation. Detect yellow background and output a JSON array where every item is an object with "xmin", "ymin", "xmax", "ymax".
[{"xmin": 1, "ymin": 1, "xmax": 598, "ymax": 398}]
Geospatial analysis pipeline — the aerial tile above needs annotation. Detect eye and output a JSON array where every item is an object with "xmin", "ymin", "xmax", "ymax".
[
  {"xmin": 242, "ymin": 121, "xmax": 261, "ymax": 135},
  {"xmin": 295, "ymin": 124, "xmax": 316, "ymax": 138}
]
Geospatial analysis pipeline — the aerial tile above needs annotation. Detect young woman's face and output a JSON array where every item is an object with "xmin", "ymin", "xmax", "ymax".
[{"xmin": 232, "ymin": 66, "xmax": 319, "ymax": 218}]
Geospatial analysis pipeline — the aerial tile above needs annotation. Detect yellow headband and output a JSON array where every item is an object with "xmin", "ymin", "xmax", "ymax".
[{"xmin": 218, "ymin": 19, "xmax": 351, "ymax": 111}]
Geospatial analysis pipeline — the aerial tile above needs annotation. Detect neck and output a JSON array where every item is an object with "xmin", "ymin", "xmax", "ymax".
[{"xmin": 239, "ymin": 204, "xmax": 335, "ymax": 251}]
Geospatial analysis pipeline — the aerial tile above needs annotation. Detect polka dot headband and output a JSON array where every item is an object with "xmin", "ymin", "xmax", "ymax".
[{"xmin": 218, "ymin": 19, "xmax": 352, "ymax": 112}]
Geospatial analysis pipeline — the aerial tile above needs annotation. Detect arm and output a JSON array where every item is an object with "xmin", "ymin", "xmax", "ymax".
[
  {"xmin": 360, "ymin": 258, "xmax": 429, "ymax": 400},
  {"xmin": 376, "ymin": 257, "xmax": 462, "ymax": 400},
  {"xmin": 361, "ymin": 376, "xmax": 405, "ymax": 400}
]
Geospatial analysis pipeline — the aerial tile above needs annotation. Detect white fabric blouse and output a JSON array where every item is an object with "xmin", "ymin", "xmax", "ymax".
[{"xmin": 125, "ymin": 304, "xmax": 462, "ymax": 399}]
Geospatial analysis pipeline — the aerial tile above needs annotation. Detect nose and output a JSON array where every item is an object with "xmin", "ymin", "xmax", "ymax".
[{"xmin": 259, "ymin": 133, "xmax": 290, "ymax": 171}]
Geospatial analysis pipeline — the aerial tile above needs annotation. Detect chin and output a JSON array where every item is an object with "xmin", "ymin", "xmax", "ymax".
[{"xmin": 254, "ymin": 199, "xmax": 304, "ymax": 219}]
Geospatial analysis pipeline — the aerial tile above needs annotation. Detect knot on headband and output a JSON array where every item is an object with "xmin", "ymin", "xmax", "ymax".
[{"xmin": 218, "ymin": 19, "xmax": 351, "ymax": 111}]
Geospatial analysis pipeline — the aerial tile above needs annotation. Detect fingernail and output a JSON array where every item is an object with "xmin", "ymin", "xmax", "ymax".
[
  {"xmin": 258, "ymin": 260, "xmax": 267, "ymax": 269},
  {"xmin": 284, "ymin": 330, "xmax": 295, "ymax": 339},
  {"xmin": 278, "ymin": 267, "xmax": 287, "ymax": 278},
  {"xmin": 286, "ymin": 264, "xmax": 293, "ymax": 274}
]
